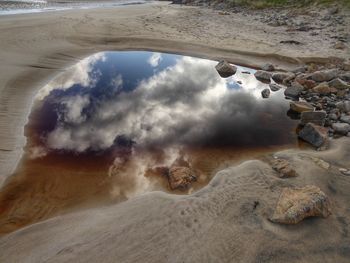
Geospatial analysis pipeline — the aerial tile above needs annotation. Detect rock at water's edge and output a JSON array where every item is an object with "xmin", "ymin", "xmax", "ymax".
[
  {"xmin": 168, "ymin": 166, "xmax": 197, "ymax": 190},
  {"xmin": 215, "ymin": 60, "xmax": 237, "ymax": 78},
  {"xmin": 298, "ymin": 123, "xmax": 328, "ymax": 148}
]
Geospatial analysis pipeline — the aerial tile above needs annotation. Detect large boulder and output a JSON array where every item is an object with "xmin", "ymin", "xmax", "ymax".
[
  {"xmin": 168, "ymin": 166, "xmax": 197, "ymax": 190},
  {"xmin": 290, "ymin": 101, "xmax": 314, "ymax": 113},
  {"xmin": 270, "ymin": 185, "xmax": 331, "ymax": 224},
  {"xmin": 271, "ymin": 159, "xmax": 297, "ymax": 178},
  {"xmin": 328, "ymin": 78, "xmax": 350, "ymax": 90},
  {"xmin": 272, "ymin": 72, "xmax": 295, "ymax": 84},
  {"xmin": 332, "ymin": 123, "xmax": 350, "ymax": 135},
  {"xmin": 298, "ymin": 123, "xmax": 328, "ymax": 148},
  {"xmin": 215, "ymin": 60, "xmax": 237, "ymax": 78},
  {"xmin": 311, "ymin": 69, "xmax": 338, "ymax": 82},
  {"xmin": 254, "ymin": 70, "xmax": 271, "ymax": 83},
  {"xmin": 300, "ymin": 111, "xmax": 326, "ymax": 126}
]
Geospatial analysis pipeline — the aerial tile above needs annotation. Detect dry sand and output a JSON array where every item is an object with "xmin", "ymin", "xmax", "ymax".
[{"xmin": 0, "ymin": 2, "xmax": 349, "ymax": 262}]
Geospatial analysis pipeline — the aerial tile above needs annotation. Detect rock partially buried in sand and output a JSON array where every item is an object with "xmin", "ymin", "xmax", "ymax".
[
  {"xmin": 215, "ymin": 60, "xmax": 237, "ymax": 78},
  {"xmin": 168, "ymin": 166, "xmax": 197, "ymax": 190},
  {"xmin": 290, "ymin": 101, "xmax": 314, "ymax": 113},
  {"xmin": 298, "ymin": 123, "xmax": 328, "ymax": 148},
  {"xmin": 261, "ymin": 88, "xmax": 270, "ymax": 98},
  {"xmin": 271, "ymin": 185, "xmax": 331, "ymax": 224},
  {"xmin": 271, "ymin": 158, "xmax": 297, "ymax": 178},
  {"xmin": 254, "ymin": 70, "xmax": 271, "ymax": 83}
]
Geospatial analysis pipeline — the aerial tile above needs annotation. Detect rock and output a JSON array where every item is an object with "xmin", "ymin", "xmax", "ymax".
[
  {"xmin": 340, "ymin": 72, "xmax": 350, "ymax": 82},
  {"xmin": 168, "ymin": 166, "xmax": 197, "ymax": 190},
  {"xmin": 298, "ymin": 123, "xmax": 328, "ymax": 148},
  {"xmin": 295, "ymin": 76, "xmax": 316, "ymax": 89},
  {"xmin": 300, "ymin": 111, "xmax": 327, "ymax": 126},
  {"xmin": 272, "ymin": 72, "xmax": 294, "ymax": 84},
  {"xmin": 340, "ymin": 115, "xmax": 350, "ymax": 124},
  {"xmin": 311, "ymin": 69, "xmax": 338, "ymax": 82},
  {"xmin": 269, "ymin": 83, "xmax": 282, "ymax": 92},
  {"xmin": 270, "ymin": 185, "xmax": 331, "ymax": 224},
  {"xmin": 339, "ymin": 168, "xmax": 350, "ymax": 176},
  {"xmin": 328, "ymin": 78, "xmax": 350, "ymax": 90},
  {"xmin": 254, "ymin": 70, "xmax": 271, "ymax": 83},
  {"xmin": 284, "ymin": 83, "xmax": 303, "ymax": 99},
  {"xmin": 334, "ymin": 42, "xmax": 347, "ymax": 50},
  {"xmin": 313, "ymin": 82, "xmax": 336, "ymax": 95},
  {"xmin": 332, "ymin": 123, "xmax": 350, "ymax": 135},
  {"xmin": 336, "ymin": 101, "xmax": 350, "ymax": 113},
  {"xmin": 215, "ymin": 60, "xmax": 237, "ymax": 78},
  {"xmin": 271, "ymin": 159, "xmax": 297, "ymax": 178},
  {"xmin": 261, "ymin": 63, "xmax": 275, "ymax": 72},
  {"xmin": 290, "ymin": 101, "xmax": 314, "ymax": 113},
  {"xmin": 310, "ymin": 156, "xmax": 330, "ymax": 170},
  {"xmin": 261, "ymin": 88, "xmax": 270, "ymax": 98},
  {"xmin": 292, "ymin": 66, "xmax": 307, "ymax": 74}
]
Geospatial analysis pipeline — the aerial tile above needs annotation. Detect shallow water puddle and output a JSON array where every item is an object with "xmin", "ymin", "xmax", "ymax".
[{"xmin": 0, "ymin": 51, "xmax": 300, "ymax": 234}]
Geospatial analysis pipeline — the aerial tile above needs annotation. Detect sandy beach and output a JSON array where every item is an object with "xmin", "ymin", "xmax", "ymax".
[{"xmin": 0, "ymin": 1, "xmax": 349, "ymax": 262}]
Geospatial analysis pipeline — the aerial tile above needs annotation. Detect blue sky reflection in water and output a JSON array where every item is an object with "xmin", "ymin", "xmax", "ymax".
[{"xmin": 30, "ymin": 51, "xmax": 298, "ymax": 161}]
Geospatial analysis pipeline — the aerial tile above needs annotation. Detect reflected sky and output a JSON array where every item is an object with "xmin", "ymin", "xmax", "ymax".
[{"xmin": 31, "ymin": 51, "xmax": 297, "ymax": 157}]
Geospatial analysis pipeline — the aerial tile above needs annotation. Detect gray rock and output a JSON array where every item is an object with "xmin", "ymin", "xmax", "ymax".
[
  {"xmin": 254, "ymin": 70, "xmax": 271, "ymax": 83},
  {"xmin": 336, "ymin": 101, "xmax": 350, "ymax": 113},
  {"xmin": 329, "ymin": 113, "xmax": 339, "ymax": 121},
  {"xmin": 261, "ymin": 63, "xmax": 275, "ymax": 72},
  {"xmin": 269, "ymin": 83, "xmax": 282, "ymax": 92},
  {"xmin": 311, "ymin": 69, "xmax": 338, "ymax": 82},
  {"xmin": 340, "ymin": 115, "xmax": 350, "ymax": 124},
  {"xmin": 272, "ymin": 72, "xmax": 295, "ymax": 84},
  {"xmin": 292, "ymin": 66, "xmax": 307, "ymax": 74},
  {"xmin": 298, "ymin": 123, "xmax": 328, "ymax": 148},
  {"xmin": 332, "ymin": 123, "xmax": 350, "ymax": 135},
  {"xmin": 261, "ymin": 88, "xmax": 270, "ymax": 98},
  {"xmin": 215, "ymin": 60, "xmax": 237, "ymax": 78},
  {"xmin": 284, "ymin": 83, "xmax": 303, "ymax": 99},
  {"xmin": 328, "ymin": 78, "xmax": 350, "ymax": 90},
  {"xmin": 300, "ymin": 111, "xmax": 327, "ymax": 126}
]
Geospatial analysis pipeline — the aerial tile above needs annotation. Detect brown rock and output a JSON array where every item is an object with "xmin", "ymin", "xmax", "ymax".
[
  {"xmin": 254, "ymin": 70, "xmax": 271, "ymax": 83},
  {"xmin": 311, "ymin": 69, "xmax": 338, "ymax": 82},
  {"xmin": 328, "ymin": 78, "xmax": 350, "ymax": 90},
  {"xmin": 271, "ymin": 185, "xmax": 331, "ymax": 224},
  {"xmin": 290, "ymin": 101, "xmax": 314, "ymax": 113},
  {"xmin": 295, "ymin": 76, "xmax": 316, "ymax": 89},
  {"xmin": 271, "ymin": 159, "xmax": 297, "ymax": 178},
  {"xmin": 168, "ymin": 166, "xmax": 197, "ymax": 190},
  {"xmin": 300, "ymin": 111, "xmax": 327, "ymax": 126},
  {"xmin": 272, "ymin": 72, "xmax": 295, "ymax": 84}
]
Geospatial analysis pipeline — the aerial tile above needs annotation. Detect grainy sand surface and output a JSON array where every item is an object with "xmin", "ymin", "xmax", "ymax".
[{"xmin": 0, "ymin": 3, "xmax": 349, "ymax": 262}]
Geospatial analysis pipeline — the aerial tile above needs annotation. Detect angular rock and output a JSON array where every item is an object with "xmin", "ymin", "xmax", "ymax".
[
  {"xmin": 254, "ymin": 70, "xmax": 271, "ymax": 83},
  {"xmin": 311, "ymin": 69, "xmax": 338, "ymax": 82},
  {"xmin": 272, "ymin": 72, "xmax": 294, "ymax": 84},
  {"xmin": 271, "ymin": 159, "xmax": 297, "ymax": 178},
  {"xmin": 328, "ymin": 78, "xmax": 350, "ymax": 90},
  {"xmin": 332, "ymin": 123, "xmax": 350, "ymax": 135},
  {"xmin": 300, "ymin": 111, "xmax": 327, "ymax": 126},
  {"xmin": 269, "ymin": 83, "xmax": 282, "ymax": 92},
  {"xmin": 261, "ymin": 63, "xmax": 275, "ymax": 72},
  {"xmin": 261, "ymin": 88, "xmax": 270, "ymax": 98},
  {"xmin": 290, "ymin": 101, "xmax": 314, "ymax": 113},
  {"xmin": 271, "ymin": 185, "xmax": 331, "ymax": 224},
  {"xmin": 168, "ymin": 166, "xmax": 197, "ymax": 190},
  {"xmin": 215, "ymin": 60, "xmax": 237, "ymax": 78},
  {"xmin": 298, "ymin": 123, "xmax": 328, "ymax": 148}
]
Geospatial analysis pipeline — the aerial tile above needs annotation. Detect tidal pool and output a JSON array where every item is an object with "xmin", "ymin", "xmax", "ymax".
[{"xmin": 0, "ymin": 51, "xmax": 300, "ymax": 234}]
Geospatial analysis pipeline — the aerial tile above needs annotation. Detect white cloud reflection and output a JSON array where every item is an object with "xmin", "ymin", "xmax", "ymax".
[
  {"xmin": 40, "ymin": 54, "xmax": 288, "ymax": 153},
  {"xmin": 147, "ymin": 52, "xmax": 162, "ymax": 67}
]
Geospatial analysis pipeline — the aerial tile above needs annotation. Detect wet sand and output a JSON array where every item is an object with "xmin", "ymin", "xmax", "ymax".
[{"xmin": 0, "ymin": 2, "xmax": 349, "ymax": 262}]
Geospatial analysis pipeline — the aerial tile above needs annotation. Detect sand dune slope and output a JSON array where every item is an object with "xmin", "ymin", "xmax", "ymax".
[{"xmin": 1, "ymin": 138, "xmax": 349, "ymax": 263}]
